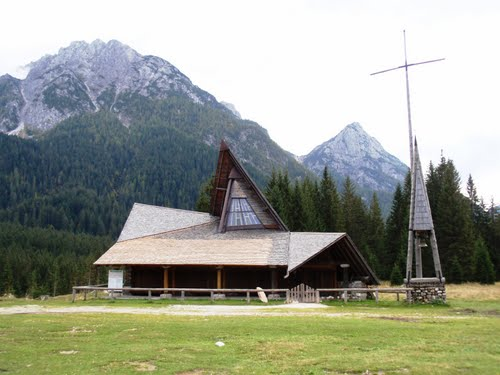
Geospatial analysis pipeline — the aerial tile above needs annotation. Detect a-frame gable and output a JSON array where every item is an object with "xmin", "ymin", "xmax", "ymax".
[{"xmin": 209, "ymin": 140, "xmax": 288, "ymax": 232}]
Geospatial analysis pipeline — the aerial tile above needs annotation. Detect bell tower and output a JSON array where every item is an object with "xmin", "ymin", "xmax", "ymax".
[{"xmin": 371, "ymin": 31, "xmax": 446, "ymax": 302}]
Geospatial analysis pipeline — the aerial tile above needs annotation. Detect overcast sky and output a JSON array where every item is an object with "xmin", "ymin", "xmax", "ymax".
[{"xmin": 1, "ymin": 0, "xmax": 499, "ymax": 203}]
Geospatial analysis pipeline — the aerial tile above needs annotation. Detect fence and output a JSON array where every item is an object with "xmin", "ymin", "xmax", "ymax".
[
  {"xmin": 72, "ymin": 285, "xmax": 413, "ymax": 303},
  {"xmin": 71, "ymin": 286, "xmax": 288, "ymax": 303},
  {"xmin": 317, "ymin": 287, "xmax": 413, "ymax": 303}
]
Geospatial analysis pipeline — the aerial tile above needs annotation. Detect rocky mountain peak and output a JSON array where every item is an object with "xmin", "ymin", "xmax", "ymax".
[
  {"xmin": 301, "ymin": 122, "xmax": 408, "ymax": 196},
  {"xmin": 0, "ymin": 40, "xmax": 228, "ymax": 133}
]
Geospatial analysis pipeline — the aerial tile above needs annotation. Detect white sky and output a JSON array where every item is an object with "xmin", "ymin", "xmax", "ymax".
[{"xmin": 1, "ymin": 0, "xmax": 499, "ymax": 204}]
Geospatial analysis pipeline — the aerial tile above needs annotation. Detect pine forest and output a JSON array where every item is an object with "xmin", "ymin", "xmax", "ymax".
[{"xmin": 0, "ymin": 110, "xmax": 499, "ymax": 297}]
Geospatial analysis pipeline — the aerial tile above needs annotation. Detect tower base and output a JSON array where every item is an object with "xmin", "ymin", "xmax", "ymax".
[{"xmin": 405, "ymin": 277, "xmax": 446, "ymax": 303}]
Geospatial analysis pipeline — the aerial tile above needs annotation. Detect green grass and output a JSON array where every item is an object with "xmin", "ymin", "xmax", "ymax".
[{"xmin": 1, "ymin": 298, "xmax": 499, "ymax": 374}]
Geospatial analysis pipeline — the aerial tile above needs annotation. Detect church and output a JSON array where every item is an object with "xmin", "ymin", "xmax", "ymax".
[{"xmin": 94, "ymin": 141, "xmax": 379, "ymax": 292}]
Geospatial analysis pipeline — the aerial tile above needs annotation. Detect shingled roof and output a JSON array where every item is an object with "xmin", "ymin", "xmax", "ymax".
[
  {"xmin": 410, "ymin": 140, "xmax": 434, "ymax": 231},
  {"xmin": 117, "ymin": 203, "xmax": 216, "ymax": 242},
  {"xmin": 94, "ymin": 141, "xmax": 379, "ymax": 284}
]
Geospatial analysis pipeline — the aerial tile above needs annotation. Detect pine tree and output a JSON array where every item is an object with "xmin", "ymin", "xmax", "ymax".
[
  {"xmin": 300, "ymin": 176, "xmax": 321, "ymax": 231},
  {"xmin": 195, "ymin": 177, "xmax": 215, "ymax": 212},
  {"xmin": 366, "ymin": 193, "xmax": 385, "ymax": 275},
  {"xmin": 340, "ymin": 177, "xmax": 368, "ymax": 252},
  {"xmin": 289, "ymin": 181, "xmax": 305, "ymax": 231},
  {"xmin": 318, "ymin": 167, "xmax": 340, "ymax": 232},
  {"xmin": 473, "ymin": 237, "xmax": 496, "ymax": 284},
  {"xmin": 383, "ymin": 182, "xmax": 409, "ymax": 280},
  {"xmin": 389, "ymin": 261, "xmax": 404, "ymax": 286},
  {"xmin": 429, "ymin": 157, "xmax": 475, "ymax": 282}
]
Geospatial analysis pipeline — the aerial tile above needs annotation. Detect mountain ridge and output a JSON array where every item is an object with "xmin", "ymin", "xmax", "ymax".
[
  {"xmin": 1, "ymin": 39, "xmax": 229, "ymax": 134},
  {"xmin": 300, "ymin": 122, "xmax": 408, "ymax": 207},
  {"xmin": 0, "ymin": 40, "xmax": 408, "ymax": 216}
]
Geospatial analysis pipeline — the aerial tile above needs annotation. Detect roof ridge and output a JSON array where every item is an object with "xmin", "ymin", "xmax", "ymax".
[{"xmin": 132, "ymin": 202, "xmax": 214, "ymax": 217}]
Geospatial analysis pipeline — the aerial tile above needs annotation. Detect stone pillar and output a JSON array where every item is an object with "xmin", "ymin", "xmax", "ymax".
[{"xmin": 406, "ymin": 277, "xmax": 446, "ymax": 303}]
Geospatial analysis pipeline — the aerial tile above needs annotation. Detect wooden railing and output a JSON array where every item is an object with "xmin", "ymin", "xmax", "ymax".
[
  {"xmin": 317, "ymin": 287, "xmax": 413, "ymax": 303},
  {"xmin": 71, "ymin": 286, "xmax": 288, "ymax": 303},
  {"xmin": 72, "ymin": 285, "xmax": 413, "ymax": 303}
]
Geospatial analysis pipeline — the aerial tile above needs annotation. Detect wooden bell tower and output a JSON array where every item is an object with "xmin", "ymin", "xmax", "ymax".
[{"xmin": 372, "ymin": 31, "xmax": 446, "ymax": 301}]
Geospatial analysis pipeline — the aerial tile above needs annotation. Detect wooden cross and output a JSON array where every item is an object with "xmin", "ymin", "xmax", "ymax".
[{"xmin": 370, "ymin": 30, "xmax": 444, "ymax": 167}]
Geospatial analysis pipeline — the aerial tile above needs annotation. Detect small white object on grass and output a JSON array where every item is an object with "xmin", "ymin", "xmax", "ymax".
[{"xmin": 215, "ymin": 341, "xmax": 225, "ymax": 347}]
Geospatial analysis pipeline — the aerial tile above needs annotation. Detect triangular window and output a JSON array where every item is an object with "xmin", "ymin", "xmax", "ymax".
[{"xmin": 227, "ymin": 198, "xmax": 262, "ymax": 228}]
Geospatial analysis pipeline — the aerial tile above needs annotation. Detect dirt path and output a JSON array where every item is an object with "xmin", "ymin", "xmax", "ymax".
[{"xmin": 0, "ymin": 303, "xmax": 347, "ymax": 317}]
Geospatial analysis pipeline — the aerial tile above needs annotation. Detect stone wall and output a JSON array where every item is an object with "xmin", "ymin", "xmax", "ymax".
[{"xmin": 406, "ymin": 278, "xmax": 446, "ymax": 303}]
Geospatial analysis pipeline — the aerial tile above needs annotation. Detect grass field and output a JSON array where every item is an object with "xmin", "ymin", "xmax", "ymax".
[{"xmin": 0, "ymin": 283, "xmax": 499, "ymax": 374}]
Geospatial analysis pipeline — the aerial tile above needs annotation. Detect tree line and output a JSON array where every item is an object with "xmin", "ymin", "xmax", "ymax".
[
  {"xmin": 0, "ymin": 222, "xmax": 111, "ymax": 297},
  {"xmin": 263, "ymin": 157, "xmax": 498, "ymax": 285}
]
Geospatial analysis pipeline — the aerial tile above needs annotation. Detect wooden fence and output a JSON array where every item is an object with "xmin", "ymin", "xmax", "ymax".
[
  {"xmin": 72, "ymin": 285, "xmax": 412, "ymax": 304},
  {"xmin": 317, "ymin": 287, "xmax": 413, "ymax": 303},
  {"xmin": 286, "ymin": 283, "xmax": 320, "ymax": 303},
  {"xmin": 71, "ymin": 286, "xmax": 288, "ymax": 303}
]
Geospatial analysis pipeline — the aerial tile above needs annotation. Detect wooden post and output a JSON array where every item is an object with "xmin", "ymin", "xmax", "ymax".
[
  {"xmin": 210, "ymin": 291, "xmax": 214, "ymax": 301},
  {"xmin": 216, "ymin": 267, "xmax": 223, "ymax": 289},
  {"xmin": 72, "ymin": 288, "xmax": 76, "ymax": 303},
  {"xmin": 375, "ymin": 289, "xmax": 379, "ymax": 303},
  {"xmin": 148, "ymin": 290, "xmax": 152, "ymax": 300},
  {"xmin": 270, "ymin": 267, "xmax": 277, "ymax": 290},
  {"xmin": 181, "ymin": 290, "xmax": 185, "ymax": 301},
  {"xmin": 246, "ymin": 291, "xmax": 250, "ymax": 304},
  {"xmin": 163, "ymin": 267, "xmax": 169, "ymax": 289},
  {"xmin": 343, "ymin": 289, "xmax": 348, "ymax": 303}
]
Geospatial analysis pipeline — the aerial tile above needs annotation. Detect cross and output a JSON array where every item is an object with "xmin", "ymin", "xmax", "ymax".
[{"xmin": 370, "ymin": 30, "xmax": 445, "ymax": 166}]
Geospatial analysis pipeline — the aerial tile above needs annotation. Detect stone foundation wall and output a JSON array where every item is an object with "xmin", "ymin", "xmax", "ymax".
[{"xmin": 406, "ymin": 278, "xmax": 446, "ymax": 303}]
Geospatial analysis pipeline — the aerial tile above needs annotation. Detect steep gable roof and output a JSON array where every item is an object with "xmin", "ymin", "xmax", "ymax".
[{"xmin": 209, "ymin": 140, "xmax": 288, "ymax": 231}]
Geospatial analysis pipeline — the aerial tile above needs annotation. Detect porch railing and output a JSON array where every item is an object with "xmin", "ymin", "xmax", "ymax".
[
  {"xmin": 72, "ymin": 286, "xmax": 413, "ymax": 303},
  {"xmin": 71, "ymin": 286, "xmax": 288, "ymax": 303}
]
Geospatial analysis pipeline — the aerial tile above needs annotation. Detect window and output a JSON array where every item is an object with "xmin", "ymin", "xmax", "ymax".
[{"xmin": 227, "ymin": 198, "xmax": 261, "ymax": 227}]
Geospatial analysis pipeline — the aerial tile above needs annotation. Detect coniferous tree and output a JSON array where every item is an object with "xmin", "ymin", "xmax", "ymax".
[
  {"xmin": 366, "ymin": 193, "xmax": 385, "ymax": 276},
  {"xmin": 300, "ymin": 176, "xmax": 321, "ymax": 232},
  {"xmin": 289, "ymin": 180, "xmax": 305, "ymax": 231},
  {"xmin": 340, "ymin": 177, "xmax": 368, "ymax": 252},
  {"xmin": 473, "ymin": 237, "xmax": 496, "ymax": 284},
  {"xmin": 195, "ymin": 177, "xmax": 215, "ymax": 213},
  {"xmin": 428, "ymin": 157, "xmax": 475, "ymax": 282},
  {"xmin": 318, "ymin": 167, "xmax": 341, "ymax": 232}
]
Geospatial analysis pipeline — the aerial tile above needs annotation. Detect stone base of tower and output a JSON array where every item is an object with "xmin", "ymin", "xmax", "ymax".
[{"xmin": 405, "ymin": 277, "xmax": 446, "ymax": 303}]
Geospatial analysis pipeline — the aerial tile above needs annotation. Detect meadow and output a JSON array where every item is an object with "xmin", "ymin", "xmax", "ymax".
[{"xmin": 0, "ymin": 283, "xmax": 499, "ymax": 375}]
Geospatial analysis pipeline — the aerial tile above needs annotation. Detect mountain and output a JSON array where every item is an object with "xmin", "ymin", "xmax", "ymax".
[
  {"xmin": 300, "ymin": 122, "xmax": 408, "ymax": 210},
  {"xmin": 0, "ymin": 40, "xmax": 309, "ymax": 239},
  {"xmin": 1, "ymin": 40, "xmax": 227, "ymax": 134},
  {"xmin": 0, "ymin": 40, "xmax": 305, "ymax": 179}
]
